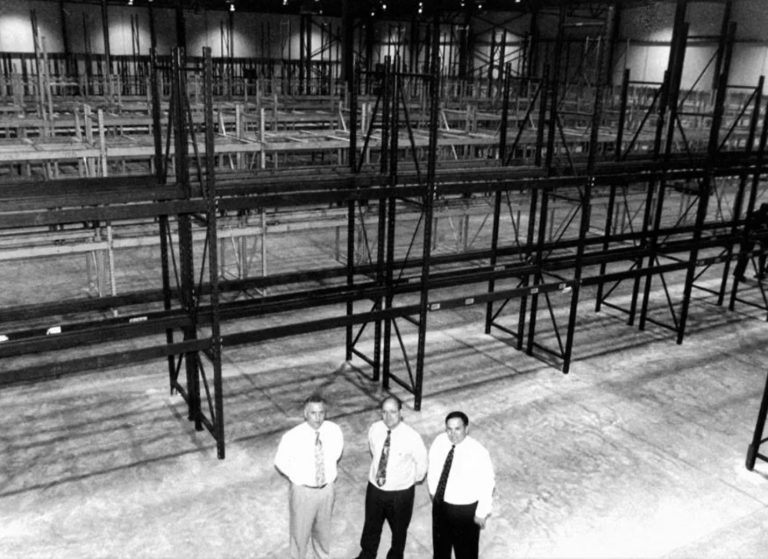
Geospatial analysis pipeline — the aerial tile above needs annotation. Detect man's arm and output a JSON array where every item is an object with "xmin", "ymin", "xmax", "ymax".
[
  {"xmin": 473, "ymin": 445, "xmax": 495, "ymax": 525},
  {"xmin": 412, "ymin": 431, "xmax": 429, "ymax": 483},
  {"xmin": 274, "ymin": 431, "xmax": 293, "ymax": 479}
]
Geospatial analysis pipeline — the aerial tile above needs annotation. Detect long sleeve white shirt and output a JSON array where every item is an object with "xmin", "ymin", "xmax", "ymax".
[
  {"xmin": 367, "ymin": 420, "xmax": 428, "ymax": 491},
  {"xmin": 274, "ymin": 420, "xmax": 344, "ymax": 486},
  {"xmin": 427, "ymin": 432, "xmax": 495, "ymax": 518}
]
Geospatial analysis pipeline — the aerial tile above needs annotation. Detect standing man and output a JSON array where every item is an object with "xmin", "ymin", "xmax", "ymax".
[
  {"xmin": 354, "ymin": 396, "xmax": 428, "ymax": 559},
  {"xmin": 427, "ymin": 411, "xmax": 494, "ymax": 559},
  {"xmin": 275, "ymin": 394, "xmax": 344, "ymax": 559}
]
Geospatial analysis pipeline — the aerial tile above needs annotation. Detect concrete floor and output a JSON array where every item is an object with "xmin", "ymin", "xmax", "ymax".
[{"xmin": 2, "ymin": 281, "xmax": 768, "ymax": 558}]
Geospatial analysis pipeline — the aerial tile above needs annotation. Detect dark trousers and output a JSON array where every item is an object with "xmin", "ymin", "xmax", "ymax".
[
  {"xmin": 432, "ymin": 501, "xmax": 479, "ymax": 559},
  {"xmin": 358, "ymin": 482, "xmax": 415, "ymax": 559}
]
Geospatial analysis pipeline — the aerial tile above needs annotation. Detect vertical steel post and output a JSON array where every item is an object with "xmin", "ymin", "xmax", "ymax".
[
  {"xmin": 383, "ymin": 56, "xmax": 401, "ymax": 390},
  {"xmin": 730, "ymin": 86, "xmax": 768, "ymax": 311},
  {"xmin": 677, "ymin": 22, "xmax": 735, "ymax": 344},
  {"xmin": 152, "ymin": 48, "xmax": 175, "ymax": 388},
  {"xmin": 378, "ymin": 57, "xmax": 392, "ymax": 382},
  {"xmin": 719, "ymin": 76, "xmax": 762, "ymax": 305},
  {"xmin": 527, "ymin": 6, "xmax": 565, "ymax": 353},
  {"xmin": 597, "ymin": 68, "xmax": 629, "ymax": 312},
  {"xmin": 746, "ymin": 370, "xmax": 768, "ymax": 470},
  {"xmin": 563, "ymin": 10, "xmax": 610, "ymax": 372},
  {"xmin": 413, "ymin": 7, "xmax": 441, "ymax": 411},
  {"xmin": 203, "ymin": 47, "xmax": 225, "ymax": 459},
  {"xmin": 101, "ymin": 0, "xmax": 111, "ymax": 101},
  {"xmin": 173, "ymin": 47, "xmax": 201, "ymax": 429},
  {"xmin": 629, "ymin": 70, "xmax": 669, "ymax": 325},
  {"xmin": 345, "ymin": 65, "xmax": 358, "ymax": 361},
  {"xmin": 485, "ymin": 63, "xmax": 511, "ymax": 333}
]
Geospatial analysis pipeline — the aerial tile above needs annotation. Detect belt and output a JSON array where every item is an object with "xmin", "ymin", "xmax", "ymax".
[{"xmin": 302, "ymin": 483, "xmax": 328, "ymax": 489}]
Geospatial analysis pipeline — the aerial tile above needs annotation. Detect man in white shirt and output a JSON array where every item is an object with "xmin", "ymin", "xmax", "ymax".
[
  {"xmin": 354, "ymin": 396, "xmax": 428, "ymax": 559},
  {"xmin": 274, "ymin": 394, "xmax": 344, "ymax": 559},
  {"xmin": 427, "ymin": 411, "xmax": 494, "ymax": 559}
]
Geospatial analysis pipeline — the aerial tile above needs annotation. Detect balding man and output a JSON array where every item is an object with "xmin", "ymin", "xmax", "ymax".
[
  {"xmin": 275, "ymin": 394, "xmax": 344, "ymax": 559},
  {"xmin": 354, "ymin": 396, "xmax": 428, "ymax": 559}
]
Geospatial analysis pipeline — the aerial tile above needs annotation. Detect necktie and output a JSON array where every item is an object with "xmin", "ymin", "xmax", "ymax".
[
  {"xmin": 434, "ymin": 444, "xmax": 455, "ymax": 502},
  {"xmin": 375, "ymin": 429, "xmax": 391, "ymax": 487},
  {"xmin": 314, "ymin": 431, "xmax": 326, "ymax": 487}
]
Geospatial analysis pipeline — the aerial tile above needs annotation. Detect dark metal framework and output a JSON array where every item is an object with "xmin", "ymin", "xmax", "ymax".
[{"xmin": 2, "ymin": 2, "xmax": 768, "ymax": 460}]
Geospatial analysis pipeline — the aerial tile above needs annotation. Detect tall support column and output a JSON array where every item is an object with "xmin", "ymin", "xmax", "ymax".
[
  {"xmin": 457, "ymin": 5, "xmax": 472, "ymax": 81},
  {"xmin": 175, "ymin": 3, "xmax": 187, "ymax": 51},
  {"xmin": 341, "ymin": 0, "xmax": 354, "ymax": 85},
  {"xmin": 677, "ymin": 22, "xmax": 736, "ymax": 344},
  {"xmin": 413, "ymin": 8, "xmax": 441, "ymax": 411},
  {"xmin": 629, "ymin": 69, "xmax": 670, "ymax": 326},
  {"xmin": 711, "ymin": 0, "xmax": 732, "ymax": 93},
  {"xmin": 730, "ymin": 85, "xmax": 768, "ymax": 311},
  {"xmin": 596, "ymin": 67, "xmax": 630, "ymax": 312},
  {"xmin": 148, "ymin": 2, "xmax": 158, "ymax": 52},
  {"xmin": 746, "ymin": 370, "xmax": 768, "ymax": 470},
  {"xmin": 382, "ymin": 56, "xmax": 400, "ymax": 390},
  {"xmin": 151, "ymin": 48, "xmax": 175, "ymax": 388},
  {"xmin": 364, "ymin": 17, "xmax": 375, "ymax": 92},
  {"xmin": 228, "ymin": 7, "xmax": 235, "ymax": 98},
  {"xmin": 719, "ymin": 76, "xmax": 763, "ymax": 305},
  {"xmin": 203, "ymin": 47, "xmax": 225, "ymax": 459},
  {"xmin": 172, "ymin": 47, "xmax": 201, "ymax": 430},
  {"xmin": 637, "ymin": 0, "xmax": 688, "ymax": 330},
  {"xmin": 484, "ymin": 63, "xmax": 512, "ymax": 334},
  {"xmin": 527, "ymin": 7, "xmax": 540, "ymax": 82},
  {"xmin": 379, "ymin": 57, "xmax": 393, "ymax": 383},
  {"xmin": 604, "ymin": 4, "xmax": 620, "ymax": 87},
  {"xmin": 563, "ymin": 10, "xmax": 610, "ymax": 372},
  {"xmin": 345, "ymin": 66, "xmax": 358, "ymax": 362},
  {"xmin": 101, "ymin": 0, "xmax": 112, "ymax": 99},
  {"xmin": 299, "ymin": 15, "xmax": 306, "ymax": 92},
  {"xmin": 59, "ymin": 0, "xmax": 74, "ymax": 78},
  {"xmin": 526, "ymin": 6, "xmax": 565, "ymax": 350}
]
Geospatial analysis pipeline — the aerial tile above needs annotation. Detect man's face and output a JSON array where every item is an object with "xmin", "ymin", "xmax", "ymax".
[
  {"xmin": 304, "ymin": 402, "xmax": 326, "ymax": 430},
  {"xmin": 381, "ymin": 399, "xmax": 402, "ymax": 429},
  {"xmin": 445, "ymin": 417, "xmax": 467, "ymax": 445}
]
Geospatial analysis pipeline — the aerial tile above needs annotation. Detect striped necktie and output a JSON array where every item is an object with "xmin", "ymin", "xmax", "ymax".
[
  {"xmin": 375, "ymin": 429, "xmax": 391, "ymax": 486},
  {"xmin": 314, "ymin": 431, "xmax": 326, "ymax": 487}
]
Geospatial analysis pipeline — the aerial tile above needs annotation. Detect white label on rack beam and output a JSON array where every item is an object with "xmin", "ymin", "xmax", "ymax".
[
  {"xmin": 430, "ymin": 303, "xmax": 441, "ymax": 311},
  {"xmin": 0, "ymin": 335, "xmax": 8, "ymax": 342},
  {"xmin": 129, "ymin": 316, "xmax": 148, "ymax": 323},
  {"xmin": 465, "ymin": 297, "xmax": 474, "ymax": 305},
  {"xmin": 46, "ymin": 326, "xmax": 62, "ymax": 335}
]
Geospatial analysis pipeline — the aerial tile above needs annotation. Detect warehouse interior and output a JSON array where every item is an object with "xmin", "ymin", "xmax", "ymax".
[{"xmin": 3, "ymin": 0, "xmax": 768, "ymax": 557}]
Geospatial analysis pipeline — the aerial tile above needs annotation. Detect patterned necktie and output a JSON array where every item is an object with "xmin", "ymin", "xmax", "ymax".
[
  {"xmin": 434, "ymin": 445, "xmax": 455, "ymax": 502},
  {"xmin": 375, "ymin": 429, "xmax": 391, "ymax": 487},
  {"xmin": 314, "ymin": 431, "xmax": 326, "ymax": 487}
]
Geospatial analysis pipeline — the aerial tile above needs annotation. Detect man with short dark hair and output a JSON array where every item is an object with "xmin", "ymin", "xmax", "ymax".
[
  {"xmin": 427, "ymin": 411, "xmax": 494, "ymax": 559},
  {"xmin": 354, "ymin": 396, "xmax": 428, "ymax": 559},
  {"xmin": 275, "ymin": 394, "xmax": 344, "ymax": 559}
]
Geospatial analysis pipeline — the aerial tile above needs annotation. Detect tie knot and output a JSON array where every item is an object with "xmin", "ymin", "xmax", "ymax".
[{"xmin": 387, "ymin": 429, "xmax": 391, "ymax": 435}]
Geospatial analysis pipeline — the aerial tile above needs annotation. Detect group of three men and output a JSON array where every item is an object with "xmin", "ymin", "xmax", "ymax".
[{"xmin": 274, "ymin": 394, "xmax": 495, "ymax": 559}]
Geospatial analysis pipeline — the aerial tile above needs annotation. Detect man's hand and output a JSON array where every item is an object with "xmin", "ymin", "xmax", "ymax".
[{"xmin": 473, "ymin": 515, "xmax": 487, "ymax": 529}]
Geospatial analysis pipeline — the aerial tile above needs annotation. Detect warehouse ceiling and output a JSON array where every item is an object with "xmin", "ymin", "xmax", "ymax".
[{"xmin": 36, "ymin": 0, "xmax": 694, "ymax": 18}]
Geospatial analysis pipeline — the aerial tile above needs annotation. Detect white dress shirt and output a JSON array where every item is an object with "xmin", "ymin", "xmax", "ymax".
[
  {"xmin": 367, "ymin": 420, "xmax": 428, "ymax": 491},
  {"xmin": 427, "ymin": 432, "xmax": 494, "ymax": 518},
  {"xmin": 274, "ymin": 420, "xmax": 344, "ymax": 486}
]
